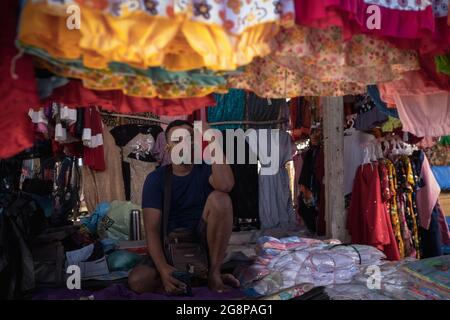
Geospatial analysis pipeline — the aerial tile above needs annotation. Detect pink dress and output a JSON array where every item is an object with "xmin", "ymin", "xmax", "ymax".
[
  {"xmin": 294, "ymin": 0, "xmax": 450, "ymax": 55},
  {"xmin": 378, "ymin": 71, "xmax": 450, "ymax": 137},
  {"xmin": 416, "ymin": 154, "xmax": 441, "ymax": 230}
]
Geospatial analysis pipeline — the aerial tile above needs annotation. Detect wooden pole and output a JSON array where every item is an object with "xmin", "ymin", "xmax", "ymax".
[{"xmin": 322, "ymin": 96, "xmax": 347, "ymax": 241}]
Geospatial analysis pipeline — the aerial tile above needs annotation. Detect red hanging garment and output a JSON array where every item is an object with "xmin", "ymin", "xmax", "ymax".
[
  {"xmin": 347, "ymin": 162, "xmax": 400, "ymax": 260},
  {"xmin": 0, "ymin": 0, "xmax": 39, "ymax": 158},
  {"xmin": 42, "ymin": 80, "xmax": 216, "ymax": 116},
  {"xmin": 82, "ymin": 107, "xmax": 105, "ymax": 171}
]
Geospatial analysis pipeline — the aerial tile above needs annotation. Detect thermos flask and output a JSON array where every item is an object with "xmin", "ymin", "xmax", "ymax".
[{"xmin": 129, "ymin": 209, "xmax": 141, "ymax": 241}]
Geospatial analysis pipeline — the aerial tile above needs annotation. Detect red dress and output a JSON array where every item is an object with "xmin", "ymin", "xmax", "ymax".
[
  {"xmin": 347, "ymin": 162, "xmax": 401, "ymax": 260},
  {"xmin": 0, "ymin": 0, "xmax": 39, "ymax": 158},
  {"xmin": 82, "ymin": 107, "xmax": 105, "ymax": 171}
]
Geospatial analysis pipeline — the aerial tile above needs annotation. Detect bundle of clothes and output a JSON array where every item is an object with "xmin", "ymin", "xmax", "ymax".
[
  {"xmin": 234, "ymin": 236, "xmax": 387, "ymax": 297},
  {"xmin": 325, "ymin": 255, "xmax": 450, "ymax": 300}
]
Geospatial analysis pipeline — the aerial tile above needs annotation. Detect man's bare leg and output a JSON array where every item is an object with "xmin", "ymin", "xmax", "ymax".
[
  {"xmin": 202, "ymin": 191, "xmax": 239, "ymax": 292},
  {"xmin": 128, "ymin": 265, "xmax": 162, "ymax": 294}
]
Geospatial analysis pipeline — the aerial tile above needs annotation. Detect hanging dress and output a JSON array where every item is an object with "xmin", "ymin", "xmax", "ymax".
[{"xmin": 347, "ymin": 162, "xmax": 401, "ymax": 260}]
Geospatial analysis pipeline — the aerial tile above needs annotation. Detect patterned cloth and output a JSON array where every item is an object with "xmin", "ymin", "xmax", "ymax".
[
  {"xmin": 20, "ymin": 0, "xmax": 295, "ymax": 71},
  {"xmin": 425, "ymin": 144, "xmax": 450, "ymax": 166},
  {"xmin": 22, "ymin": 44, "xmax": 230, "ymax": 99},
  {"xmin": 228, "ymin": 26, "xmax": 419, "ymax": 98},
  {"xmin": 380, "ymin": 159, "xmax": 405, "ymax": 259},
  {"xmin": 42, "ymin": 0, "xmax": 295, "ymax": 34}
]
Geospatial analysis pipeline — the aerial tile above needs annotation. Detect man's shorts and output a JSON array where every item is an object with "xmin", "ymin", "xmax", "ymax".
[{"xmin": 139, "ymin": 218, "xmax": 208, "ymax": 269}]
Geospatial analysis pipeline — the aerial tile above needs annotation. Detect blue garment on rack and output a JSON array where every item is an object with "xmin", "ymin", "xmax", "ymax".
[
  {"xmin": 353, "ymin": 94, "xmax": 388, "ymax": 131},
  {"xmin": 419, "ymin": 206, "xmax": 443, "ymax": 258},
  {"xmin": 207, "ymin": 89, "xmax": 245, "ymax": 130},
  {"xmin": 413, "ymin": 151, "xmax": 444, "ymax": 258},
  {"xmin": 367, "ymin": 85, "xmax": 399, "ymax": 119},
  {"xmin": 246, "ymin": 93, "xmax": 287, "ymax": 129}
]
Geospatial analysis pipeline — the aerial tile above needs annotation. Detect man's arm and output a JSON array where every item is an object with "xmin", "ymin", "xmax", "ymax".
[
  {"xmin": 143, "ymin": 208, "xmax": 170, "ymax": 272},
  {"xmin": 142, "ymin": 208, "xmax": 185, "ymax": 294},
  {"xmin": 203, "ymin": 124, "xmax": 234, "ymax": 192},
  {"xmin": 209, "ymin": 160, "xmax": 235, "ymax": 193}
]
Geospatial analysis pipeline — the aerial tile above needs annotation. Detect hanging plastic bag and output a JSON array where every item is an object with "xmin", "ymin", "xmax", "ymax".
[{"xmin": 97, "ymin": 201, "xmax": 140, "ymax": 241}]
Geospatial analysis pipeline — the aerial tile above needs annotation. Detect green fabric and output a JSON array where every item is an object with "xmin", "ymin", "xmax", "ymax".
[
  {"xmin": 439, "ymin": 136, "xmax": 450, "ymax": 146},
  {"xmin": 107, "ymin": 250, "xmax": 143, "ymax": 272},
  {"xmin": 207, "ymin": 89, "xmax": 246, "ymax": 130},
  {"xmin": 108, "ymin": 62, "xmax": 234, "ymax": 86},
  {"xmin": 381, "ymin": 116, "xmax": 402, "ymax": 133},
  {"xmin": 435, "ymin": 55, "xmax": 450, "ymax": 76},
  {"xmin": 97, "ymin": 201, "xmax": 140, "ymax": 241}
]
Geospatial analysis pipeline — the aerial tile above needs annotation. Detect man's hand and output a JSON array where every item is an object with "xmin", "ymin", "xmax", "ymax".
[{"xmin": 159, "ymin": 265, "xmax": 187, "ymax": 295}]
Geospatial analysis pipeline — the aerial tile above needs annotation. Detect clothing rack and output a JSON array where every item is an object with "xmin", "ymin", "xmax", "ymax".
[
  {"xmin": 100, "ymin": 112, "xmax": 169, "ymax": 124},
  {"xmin": 102, "ymin": 112, "xmax": 289, "ymax": 127},
  {"xmin": 208, "ymin": 118, "xmax": 289, "ymax": 126}
]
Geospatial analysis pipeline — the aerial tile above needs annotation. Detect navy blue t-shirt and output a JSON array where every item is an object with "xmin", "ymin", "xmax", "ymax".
[{"xmin": 142, "ymin": 164, "xmax": 213, "ymax": 232}]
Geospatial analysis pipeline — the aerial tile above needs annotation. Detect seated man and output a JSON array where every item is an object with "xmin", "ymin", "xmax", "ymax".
[{"xmin": 128, "ymin": 120, "xmax": 239, "ymax": 294}]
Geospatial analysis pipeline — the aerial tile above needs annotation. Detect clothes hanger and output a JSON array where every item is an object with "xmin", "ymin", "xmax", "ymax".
[
  {"xmin": 382, "ymin": 140, "xmax": 390, "ymax": 158},
  {"xmin": 344, "ymin": 118, "xmax": 356, "ymax": 136},
  {"xmin": 394, "ymin": 140, "xmax": 402, "ymax": 156},
  {"xmin": 100, "ymin": 112, "xmax": 168, "ymax": 124},
  {"xmin": 390, "ymin": 140, "xmax": 400, "ymax": 156},
  {"xmin": 404, "ymin": 141, "xmax": 415, "ymax": 156},
  {"xmin": 370, "ymin": 142, "xmax": 378, "ymax": 162},
  {"xmin": 362, "ymin": 144, "xmax": 375, "ymax": 171},
  {"xmin": 399, "ymin": 141, "xmax": 408, "ymax": 156},
  {"xmin": 375, "ymin": 141, "xmax": 384, "ymax": 160}
]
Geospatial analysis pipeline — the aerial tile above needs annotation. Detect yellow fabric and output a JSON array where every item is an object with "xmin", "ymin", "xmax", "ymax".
[
  {"xmin": 19, "ymin": 3, "xmax": 81, "ymax": 60},
  {"xmin": 19, "ymin": 1, "xmax": 278, "ymax": 71},
  {"xmin": 79, "ymin": 9, "xmax": 182, "ymax": 69},
  {"xmin": 385, "ymin": 160, "xmax": 405, "ymax": 259},
  {"xmin": 381, "ymin": 117, "xmax": 403, "ymax": 132}
]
